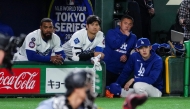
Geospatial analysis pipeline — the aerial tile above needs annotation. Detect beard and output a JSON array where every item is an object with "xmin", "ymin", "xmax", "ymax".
[{"xmin": 42, "ymin": 32, "xmax": 52, "ymax": 40}]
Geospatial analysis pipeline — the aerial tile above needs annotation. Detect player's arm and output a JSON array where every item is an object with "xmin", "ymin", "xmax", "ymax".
[
  {"xmin": 26, "ymin": 50, "xmax": 51, "ymax": 62},
  {"xmin": 25, "ymin": 36, "xmax": 51, "ymax": 62},
  {"xmin": 94, "ymin": 36, "xmax": 105, "ymax": 59},
  {"xmin": 105, "ymin": 30, "xmax": 123, "ymax": 49},
  {"xmin": 134, "ymin": 58, "xmax": 163, "ymax": 84},
  {"xmin": 53, "ymin": 35, "xmax": 66, "ymax": 59},
  {"xmin": 116, "ymin": 54, "xmax": 135, "ymax": 86},
  {"xmin": 70, "ymin": 33, "xmax": 94, "ymax": 61}
]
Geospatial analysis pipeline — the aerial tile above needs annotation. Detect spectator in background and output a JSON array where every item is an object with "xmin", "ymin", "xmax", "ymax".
[
  {"xmin": 13, "ymin": 18, "xmax": 65, "ymax": 64},
  {"xmin": 167, "ymin": 9, "xmax": 184, "ymax": 41},
  {"xmin": 133, "ymin": 0, "xmax": 155, "ymax": 41},
  {"xmin": 178, "ymin": 0, "xmax": 190, "ymax": 40},
  {"xmin": 103, "ymin": 15, "xmax": 137, "ymax": 86},
  {"xmin": 36, "ymin": 69, "xmax": 97, "ymax": 109},
  {"xmin": 0, "ymin": 7, "xmax": 14, "ymax": 36},
  {"xmin": 62, "ymin": 15, "xmax": 105, "ymax": 61},
  {"xmin": 116, "ymin": 38, "xmax": 163, "ymax": 97}
]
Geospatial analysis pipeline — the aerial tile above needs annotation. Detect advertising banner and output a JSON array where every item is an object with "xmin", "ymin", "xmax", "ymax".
[
  {"xmin": 45, "ymin": 68, "xmax": 95, "ymax": 93},
  {"xmin": 48, "ymin": 0, "xmax": 95, "ymax": 44},
  {"xmin": 0, "ymin": 68, "xmax": 40, "ymax": 94}
]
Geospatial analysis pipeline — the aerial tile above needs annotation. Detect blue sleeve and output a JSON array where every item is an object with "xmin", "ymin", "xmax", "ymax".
[
  {"xmin": 116, "ymin": 54, "xmax": 134, "ymax": 86},
  {"xmin": 55, "ymin": 51, "xmax": 66, "ymax": 59},
  {"xmin": 134, "ymin": 59, "xmax": 163, "ymax": 84},
  {"xmin": 133, "ymin": 35, "xmax": 137, "ymax": 48},
  {"xmin": 8, "ymin": 27, "xmax": 14, "ymax": 36},
  {"xmin": 105, "ymin": 30, "xmax": 122, "ymax": 49},
  {"xmin": 94, "ymin": 46, "xmax": 104, "ymax": 52},
  {"xmin": 126, "ymin": 34, "xmax": 137, "ymax": 58},
  {"xmin": 26, "ymin": 49, "xmax": 50, "ymax": 62}
]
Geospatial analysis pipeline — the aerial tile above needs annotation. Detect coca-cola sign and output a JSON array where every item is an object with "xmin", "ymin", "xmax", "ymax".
[{"xmin": 0, "ymin": 68, "xmax": 40, "ymax": 94}]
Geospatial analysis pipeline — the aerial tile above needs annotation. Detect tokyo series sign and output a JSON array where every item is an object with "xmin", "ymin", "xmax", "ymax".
[{"xmin": 0, "ymin": 68, "xmax": 40, "ymax": 94}]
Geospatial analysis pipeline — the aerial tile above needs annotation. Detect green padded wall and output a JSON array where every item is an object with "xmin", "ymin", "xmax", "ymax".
[{"xmin": 167, "ymin": 57, "xmax": 190, "ymax": 95}]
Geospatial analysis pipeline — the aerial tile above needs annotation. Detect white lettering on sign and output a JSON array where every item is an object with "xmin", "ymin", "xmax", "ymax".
[
  {"xmin": 0, "ymin": 72, "xmax": 38, "ymax": 90},
  {"xmin": 166, "ymin": 0, "xmax": 182, "ymax": 5}
]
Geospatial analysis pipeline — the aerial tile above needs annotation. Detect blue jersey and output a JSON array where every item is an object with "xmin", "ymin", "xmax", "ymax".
[
  {"xmin": 116, "ymin": 50, "xmax": 163, "ymax": 92},
  {"xmin": 103, "ymin": 27, "xmax": 137, "ymax": 74}
]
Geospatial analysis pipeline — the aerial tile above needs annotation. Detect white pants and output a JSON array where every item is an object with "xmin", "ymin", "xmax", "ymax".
[{"xmin": 120, "ymin": 82, "xmax": 162, "ymax": 97}]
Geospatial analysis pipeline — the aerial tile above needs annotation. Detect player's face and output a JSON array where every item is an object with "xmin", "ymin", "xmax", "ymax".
[
  {"xmin": 86, "ymin": 21, "xmax": 100, "ymax": 35},
  {"xmin": 119, "ymin": 18, "xmax": 133, "ymax": 33},
  {"xmin": 40, "ymin": 22, "xmax": 54, "ymax": 40},
  {"xmin": 137, "ymin": 46, "xmax": 152, "ymax": 59}
]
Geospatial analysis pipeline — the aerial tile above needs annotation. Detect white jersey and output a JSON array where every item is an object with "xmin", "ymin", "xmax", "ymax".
[
  {"xmin": 62, "ymin": 28, "xmax": 105, "ymax": 59},
  {"xmin": 14, "ymin": 29, "xmax": 63, "ymax": 61}
]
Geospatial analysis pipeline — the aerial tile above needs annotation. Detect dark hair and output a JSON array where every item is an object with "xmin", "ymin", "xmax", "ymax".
[
  {"xmin": 121, "ymin": 14, "xmax": 134, "ymax": 23},
  {"xmin": 40, "ymin": 18, "xmax": 52, "ymax": 26},
  {"xmin": 86, "ymin": 15, "xmax": 101, "ymax": 25},
  {"xmin": 65, "ymin": 70, "xmax": 93, "ymax": 97}
]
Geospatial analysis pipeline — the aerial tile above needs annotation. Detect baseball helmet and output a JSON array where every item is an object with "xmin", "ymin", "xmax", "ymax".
[{"xmin": 65, "ymin": 69, "xmax": 93, "ymax": 96}]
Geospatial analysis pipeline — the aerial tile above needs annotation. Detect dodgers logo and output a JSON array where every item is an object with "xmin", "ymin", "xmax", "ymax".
[
  {"xmin": 141, "ymin": 40, "xmax": 144, "ymax": 44},
  {"xmin": 74, "ymin": 38, "xmax": 80, "ymax": 44}
]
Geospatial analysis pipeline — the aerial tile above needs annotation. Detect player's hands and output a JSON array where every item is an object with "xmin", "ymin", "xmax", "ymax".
[
  {"xmin": 148, "ymin": 8, "xmax": 155, "ymax": 15},
  {"xmin": 124, "ymin": 78, "xmax": 134, "ymax": 91},
  {"xmin": 121, "ymin": 30, "xmax": 130, "ymax": 36},
  {"xmin": 0, "ymin": 50, "xmax": 5, "ymax": 65},
  {"xmin": 94, "ymin": 52, "xmax": 104, "ymax": 59},
  {"xmin": 50, "ymin": 55, "xmax": 64, "ymax": 65},
  {"xmin": 120, "ymin": 55, "xmax": 127, "ymax": 62}
]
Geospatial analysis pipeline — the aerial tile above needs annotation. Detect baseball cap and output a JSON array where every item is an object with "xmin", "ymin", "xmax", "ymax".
[
  {"xmin": 152, "ymin": 43, "xmax": 160, "ymax": 51},
  {"xmin": 136, "ymin": 38, "xmax": 151, "ymax": 49},
  {"xmin": 159, "ymin": 43, "xmax": 170, "ymax": 49},
  {"xmin": 86, "ymin": 15, "xmax": 101, "ymax": 25},
  {"xmin": 106, "ymin": 83, "xmax": 121, "ymax": 96}
]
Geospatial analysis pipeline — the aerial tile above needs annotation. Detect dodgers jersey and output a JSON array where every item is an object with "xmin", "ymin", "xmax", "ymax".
[
  {"xmin": 62, "ymin": 28, "xmax": 105, "ymax": 59},
  {"xmin": 15, "ymin": 29, "xmax": 65, "ymax": 61},
  {"xmin": 103, "ymin": 27, "xmax": 137, "ymax": 74},
  {"xmin": 116, "ymin": 50, "xmax": 163, "ymax": 92}
]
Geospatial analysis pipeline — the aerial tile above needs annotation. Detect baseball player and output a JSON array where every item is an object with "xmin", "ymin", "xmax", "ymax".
[
  {"xmin": 62, "ymin": 15, "xmax": 105, "ymax": 61},
  {"xmin": 116, "ymin": 38, "xmax": 163, "ymax": 97},
  {"xmin": 13, "ymin": 18, "xmax": 65, "ymax": 64},
  {"xmin": 36, "ymin": 69, "xmax": 97, "ymax": 109},
  {"xmin": 103, "ymin": 14, "xmax": 137, "ymax": 86}
]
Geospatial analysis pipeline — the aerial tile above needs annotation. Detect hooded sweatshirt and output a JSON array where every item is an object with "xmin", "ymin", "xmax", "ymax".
[
  {"xmin": 116, "ymin": 50, "xmax": 163, "ymax": 92},
  {"xmin": 103, "ymin": 27, "xmax": 137, "ymax": 74}
]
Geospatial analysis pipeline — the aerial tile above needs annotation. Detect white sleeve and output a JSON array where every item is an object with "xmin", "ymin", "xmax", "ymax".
[
  {"xmin": 96, "ymin": 33, "xmax": 105, "ymax": 48},
  {"xmin": 25, "ymin": 35, "xmax": 37, "ymax": 51},
  {"xmin": 69, "ymin": 32, "xmax": 83, "ymax": 48},
  {"xmin": 53, "ymin": 34, "xmax": 63, "ymax": 52}
]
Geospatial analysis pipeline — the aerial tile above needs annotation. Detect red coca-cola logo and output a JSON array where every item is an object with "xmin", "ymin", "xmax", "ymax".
[{"xmin": 0, "ymin": 68, "xmax": 40, "ymax": 94}]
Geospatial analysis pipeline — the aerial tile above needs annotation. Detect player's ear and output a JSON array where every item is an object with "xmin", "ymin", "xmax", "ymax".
[
  {"xmin": 118, "ymin": 21, "xmax": 121, "ymax": 27},
  {"xmin": 86, "ymin": 24, "xmax": 89, "ymax": 30},
  {"xmin": 136, "ymin": 49, "xmax": 139, "ymax": 52},
  {"xmin": 149, "ymin": 46, "xmax": 152, "ymax": 50}
]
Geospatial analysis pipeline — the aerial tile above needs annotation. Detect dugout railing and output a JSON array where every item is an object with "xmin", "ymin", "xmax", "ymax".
[{"xmin": 0, "ymin": 61, "xmax": 106, "ymax": 97}]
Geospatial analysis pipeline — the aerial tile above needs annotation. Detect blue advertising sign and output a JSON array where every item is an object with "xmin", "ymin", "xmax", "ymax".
[{"xmin": 48, "ymin": 0, "xmax": 95, "ymax": 44}]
